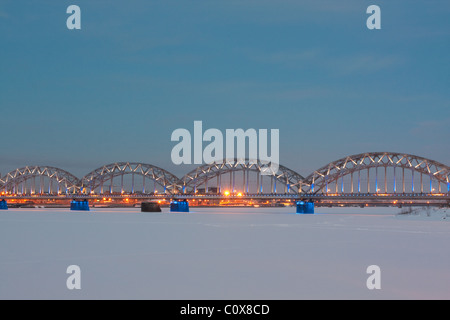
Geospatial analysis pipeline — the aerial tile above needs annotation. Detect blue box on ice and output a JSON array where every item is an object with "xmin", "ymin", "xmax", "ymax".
[
  {"xmin": 0, "ymin": 199, "xmax": 8, "ymax": 210},
  {"xmin": 70, "ymin": 200, "xmax": 90, "ymax": 211},
  {"xmin": 170, "ymin": 200, "xmax": 189, "ymax": 212},
  {"xmin": 296, "ymin": 201, "xmax": 314, "ymax": 214}
]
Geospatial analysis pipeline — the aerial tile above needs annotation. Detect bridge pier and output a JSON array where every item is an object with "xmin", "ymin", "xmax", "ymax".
[
  {"xmin": 70, "ymin": 199, "xmax": 90, "ymax": 211},
  {"xmin": 296, "ymin": 201, "xmax": 314, "ymax": 214},
  {"xmin": 0, "ymin": 199, "xmax": 8, "ymax": 210},
  {"xmin": 141, "ymin": 201, "xmax": 162, "ymax": 212},
  {"xmin": 170, "ymin": 199, "xmax": 189, "ymax": 212}
]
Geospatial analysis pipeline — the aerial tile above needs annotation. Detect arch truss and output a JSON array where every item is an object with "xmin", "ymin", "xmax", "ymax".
[
  {"xmin": 181, "ymin": 159, "xmax": 305, "ymax": 194},
  {"xmin": 0, "ymin": 166, "xmax": 81, "ymax": 195},
  {"xmin": 301, "ymin": 152, "xmax": 450, "ymax": 194},
  {"xmin": 81, "ymin": 162, "xmax": 182, "ymax": 195}
]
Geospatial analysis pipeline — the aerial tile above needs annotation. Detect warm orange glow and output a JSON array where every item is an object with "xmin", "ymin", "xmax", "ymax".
[
  {"xmin": 103, "ymin": 198, "xmax": 106, "ymax": 201},
  {"xmin": 237, "ymin": 192, "xmax": 243, "ymax": 197},
  {"xmin": 224, "ymin": 190, "xmax": 230, "ymax": 196},
  {"xmin": 125, "ymin": 198, "xmax": 129, "ymax": 202},
  {"xmin": 158, "ymin": 200, "xmax": 161, "ymax": 204}
]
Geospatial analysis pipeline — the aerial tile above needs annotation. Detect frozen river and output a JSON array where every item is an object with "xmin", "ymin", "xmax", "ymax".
[{"xmin": 0, "ymin": 206, "xmax": 449, "ymax": 299}]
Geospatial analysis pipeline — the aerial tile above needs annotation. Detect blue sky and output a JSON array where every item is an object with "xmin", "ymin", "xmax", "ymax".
[{"xmin": 0, "ymin": 0, "xmax": 449, "ymax": 178}]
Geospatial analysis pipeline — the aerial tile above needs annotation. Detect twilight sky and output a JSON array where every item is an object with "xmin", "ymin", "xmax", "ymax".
[{"xmin": 0, "ymin": 0, "xmax": 449, "ymax": 179}]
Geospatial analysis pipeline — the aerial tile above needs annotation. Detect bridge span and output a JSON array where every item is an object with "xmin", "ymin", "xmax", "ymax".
[
  {"xmin": 1, "ymin": 152, "xmax": 449, "ymax": 207},
  {"xmin": 3, "ymin": 193, "xmax": 450, "ymax": 208}
]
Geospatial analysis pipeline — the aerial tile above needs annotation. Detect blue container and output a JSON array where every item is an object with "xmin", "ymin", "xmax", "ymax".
[
  {"xmin": 170, "ymin": 200, "xmax": 189, "ymax": 212},
  {"xmin": 0, "ymin": 199, "xmax": 8, "ymax": 210},
  {"xmin": 296, "ymin": 201, "xmax": 314, "ymax": 214},
  {"xmin": 70, "ymin": 200, "xmax": 90, "ymax": 211}
]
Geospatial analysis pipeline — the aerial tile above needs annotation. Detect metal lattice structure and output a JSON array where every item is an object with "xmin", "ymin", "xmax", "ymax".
[
  {"xmin": 1, "ymin": 152, "xmax": 449, "ymax": 198},
  {"xmin": 180, "ymin": 158, "xmax": 305, "ymax": 194},
  {"xmin": 80, "ymin": 162, "xmax": 182, "ymax": 194},
  {"xmin": 0, "ymin": 166, "xmax": 81, "ymax": 194},
  {"xmin": 301, "ymin": 152, "xmax": 450, "ymax": 194}
]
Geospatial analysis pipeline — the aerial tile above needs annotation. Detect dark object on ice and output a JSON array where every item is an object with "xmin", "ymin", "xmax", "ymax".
[
  {"xmin": 141, "ymin": 201, "xmax": 162, "ymax": 212},
  {"xmin": 170, "ymin": 199, "xmax": 189, "ymax": 212},
  {"xmin": 70, "ymin": 199, "xmax": 90, "ymax": 211},
  {"xmin": 0, "ymin": 199, "xmax": 8, "ymax": 210}
]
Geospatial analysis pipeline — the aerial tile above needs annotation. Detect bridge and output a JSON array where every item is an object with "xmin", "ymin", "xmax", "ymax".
[{"xmin": 1, "ymin": 152, "xmax": 449, "ymax": 207}]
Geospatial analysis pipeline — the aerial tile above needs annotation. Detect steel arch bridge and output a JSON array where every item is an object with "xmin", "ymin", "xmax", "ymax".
[
  {"xmin": 301, "ymin": 152, "xmax": 450, "ymax": 195},
  {"xmin": 80, "ymin": 162, "xmax": 182, "ymax": 195},
  {"xmin": 180, "ymin": 158, "xmax": 305, "ymax": 194},
  {"xmin": 0, "ymin": 166, "xmax": 81, "ymax": 194},
  {"xmin": 0, "ymin": 152, "xmax": 449, "ymax": 206}
]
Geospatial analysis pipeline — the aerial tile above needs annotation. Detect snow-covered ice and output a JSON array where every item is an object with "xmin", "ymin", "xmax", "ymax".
[{"xmin": 0, "ymin": 206, "xmax": 449, "ymax": 299}]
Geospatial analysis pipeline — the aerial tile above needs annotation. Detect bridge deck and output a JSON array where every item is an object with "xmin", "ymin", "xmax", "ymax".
[{"xmin": 2, "ymin": 193, "xmax": 449, "ymax": 207}]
